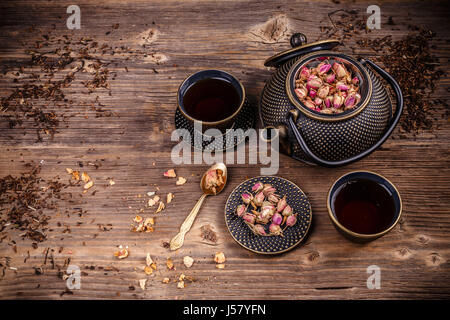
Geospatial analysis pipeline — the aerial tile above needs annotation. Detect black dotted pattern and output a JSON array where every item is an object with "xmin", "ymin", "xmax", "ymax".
[
  {"xmin": 260, "ymin": 55, "xmax": 393, "ymax": 163},
  {"xmin": 225, "ymin": 176, "xmax": 312, "ymax": 254},
  {"xmin": 174, "ymin": 98, "xmax": 256, "ymax": 152}
]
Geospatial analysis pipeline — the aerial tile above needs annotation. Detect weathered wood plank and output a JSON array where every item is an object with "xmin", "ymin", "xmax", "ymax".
[{"xmin": 0, "ymin": 0, "xmax": 449, "ymax": 300}]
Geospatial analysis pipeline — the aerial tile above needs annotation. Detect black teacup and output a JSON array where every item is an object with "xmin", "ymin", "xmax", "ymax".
[
  {"xmin": 177, "ymin": 70, "xmax": 245, "ymax": 133},
  {"xmin": 327, "ymin": 171, "xmax": 402, "ymax": 242}
]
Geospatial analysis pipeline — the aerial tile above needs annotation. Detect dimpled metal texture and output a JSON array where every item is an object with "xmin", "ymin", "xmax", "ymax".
[
  {"xmin": 225, "ymin": 176, "xmax": 312, "ymax": 254},
  {"xmin": 260, "ymin": 57, "xmax": 392, "ymax": 162}
]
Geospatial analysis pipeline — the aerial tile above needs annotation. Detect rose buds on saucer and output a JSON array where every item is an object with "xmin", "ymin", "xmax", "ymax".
[
  {"xmin": 236, "ymin": 184, "xmax": 297, "ymax": 237},
  {"xmin": 251, "ymin": 181, "xmax": 263, "ymax": 193},
  {"xmin": 242, "ymin": 213, "xmax": 256, "ymax": 224},
  {"xmin": 277, "ymin": 196, "xmax": 287, "ymax": 212},
  {"xmin": 254, "ymin": 191, "xmax": 265, "ymax": 206},
  {"xmin": 269, "ymin": 223, "xmax": 283, "ymax": 236},
  {"xmin": 235, "ymin": 204, "xmax": 246, "ymax": 217},
  {"xmin": 241, "ymin": 192, "xmax": 253, "ymax": 204},
  {"xmin": 286, "ymin": 214, "xmax": 298, "ymax": 227}
]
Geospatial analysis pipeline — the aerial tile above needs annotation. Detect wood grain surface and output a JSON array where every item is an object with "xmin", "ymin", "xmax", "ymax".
[{"xmin": 0, "ymin": 0, "xmax": 449, "ymax": 300}]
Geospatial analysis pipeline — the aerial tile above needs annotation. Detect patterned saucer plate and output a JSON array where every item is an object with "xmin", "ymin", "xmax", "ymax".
[
  {"xmin": 225, "ymin": 176, "xmax": 312, "ymax": 254},
  {"xmin": 174, "ymin": 98, "xmax": 256, "ymax": 152}
]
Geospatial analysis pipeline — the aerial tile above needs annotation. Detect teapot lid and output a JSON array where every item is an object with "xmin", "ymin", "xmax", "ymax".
[{"xmin": 264, "ymin": 39, "xmax": 340, "ymax": 68}]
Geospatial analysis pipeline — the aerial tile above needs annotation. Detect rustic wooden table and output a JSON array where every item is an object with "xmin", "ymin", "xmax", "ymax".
[{"xmin": 0, "ymin": 0, "xmax": 449, "ymax": 300}]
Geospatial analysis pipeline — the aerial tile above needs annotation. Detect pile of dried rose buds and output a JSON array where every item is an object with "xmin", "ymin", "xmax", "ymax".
[
  {"xmin": 235, "ymin": 182, "xmax": 298, "ymax": 236},
  {"xmin": 294, "ymin": 58, "xmax": 361, "ymax": 114},
  {"xmin": 204, "ymin": 169, "xmax": 225, "ymax": 194}
]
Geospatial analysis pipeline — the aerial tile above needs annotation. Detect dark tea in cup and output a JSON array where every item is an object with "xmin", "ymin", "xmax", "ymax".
[
  {"xmin": 327, "ymin": 171, "xmax": 402, "ymax": 241},
  {"xmin": 183, "ymin": 78, "xmax": 240, "ymax": 123},
  {"xmin": 332, "ymin": 179, "xmax": 396, "ymax": 235},
  {"xmin": 177, "ymin": 69, "xmax": 245, "ymax": 132}
]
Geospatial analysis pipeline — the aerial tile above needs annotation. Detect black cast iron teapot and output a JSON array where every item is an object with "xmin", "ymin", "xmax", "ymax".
[{"xmin": 259, "ymin": 34, "xmax": 403, "ymax": 167}]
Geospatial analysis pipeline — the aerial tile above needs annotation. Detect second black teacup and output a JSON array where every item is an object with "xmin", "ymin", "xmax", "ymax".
[
  {"xmin": 327, "ymin": 171, "xmax": 402, "ymax": 242},
  {"xmin": 177, "ymin": 70, "xmax": 245, "ymax": 133}
]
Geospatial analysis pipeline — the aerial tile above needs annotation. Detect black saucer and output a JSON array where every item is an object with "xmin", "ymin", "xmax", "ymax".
[
  {"xmin": 225, "ymin": 176, "xmax": 312, "ymax": 254},
  {"xmin": 174, "ymin": 98, "xmax": 256, "ymax": 152}
]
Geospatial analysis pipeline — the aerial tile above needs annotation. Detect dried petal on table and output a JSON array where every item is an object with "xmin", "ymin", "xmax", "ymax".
[
  {"xmin": 164, "ymin": 169, "xmax": 176, "ymax": 178},
  {"xmin": 66, "ymin": 168, "xmax": 73, "ymax": 174},
  {"xmin": 176, "ymin": 177, "xmax": 187, "ymax": 185},
  {"xmin": 139, "ymin": 279, "xmax": 147, "ymax": 290},
  {"xmin": 134, "ymin": 215, "xmax": 143, "ymax": 223},
  {"xmin": 183, "ymin": 256, "xmax": 194, "ymax": 268},
  {"xmin": 144, "ymin": 266, "xmax": 153, "ymax": 275},
  {"xmin": 162, "ymin": 277, "xmax": 170, "ymax": 284},
  {"xmin": 214, "ymin": 252, "xmax": 226, "ymax": 264},
  {"xmin": 166, "ymin": 258, "xmax": 175, "ymax": 270},
  {"xmin": 146, "ymin": 253, "xmax": 153, "ymax": 266},
  {"xmin": 108, "ymin": 179, "xmax": 115, "ymax": 186},
  {"xmin": 216, "ymin": 264, "xmax": 225, "ymax": 269},
  {"xmin": 177, "ymin": 280, "xmax": 185, "ymax": 289},
  {"xmin": 144, "ymin": 217, "xmax": 155, "ymax": 226},
  {"xmin": 167, "ymin": 192, "xmax": 174, "ymax": 204},
  {"xmin": 81, "ymin": 172, "xmax": 90, "ymax": 183},
  {"xmin": 146, "ymin": 253, "xmax": 157, "ymax": 270},
  {"xmin": 83, "ymin": 180, "xmax": 94, "ymax": 190},
  {"xmin": 72, "ymin": 171, "xmax": 80, "ymax": 181},
  {"xmin": 148, "ymin": 195, "xmax": 160, "ymax": 207},
  {"xmin": 114, "ymin": 248, "xmax": 129, "ymax": 259},
  {"xmin": 155, "ymin": 201, "xmax": 165, "ymax": 213}
]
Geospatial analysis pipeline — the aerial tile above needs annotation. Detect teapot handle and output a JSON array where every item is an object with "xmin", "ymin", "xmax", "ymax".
[{"xmin": 287, "ymin": 58, "xmax": 403, "ymax": 167}]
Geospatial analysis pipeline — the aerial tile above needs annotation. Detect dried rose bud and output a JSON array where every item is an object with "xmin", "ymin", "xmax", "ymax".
[
  {"xmin": 236, "ymin": 204, "xmax": 246, "ymax": 217},
  {"xmin": 277, "ymin": 196, "xmax": 287, "ymax": 212},
  {"xmin": 253, "ymin": 224, "xmax": 267, "ymax": 236},
  {"xmin": 261, "ymin": 202, "xmax": 276, "ymax": 216},
  {"xmin": 254, "ymin": 191, "xmax": 265, "ymax": 206},
  {"xmin": 272, "ymin": 212, "xmax": 283, "ymax": 225},
  {"xmin": 317, "ymin": 85, "xmax": 330, "ymax": 99},
  {"xmin": 352, "ymin": 77, "xmax": 359, "ymax": 85},
  {"xmin": 344, "ymin": 94, "xmax": 356, "ymax": 109},
  {"xmin": 307, "ymin": 77, "xmax": 322, "ymax": 90},
  {"xmin": 309, "ymin": 89, "xmax": 317, "ymax": 99},
  {"xmin": 251, "ymin": 181, "xmax": 264, "ymax": 193},
  {"xmin": 241, "ymin": 192, "xmax": 253, "ymax": 204},
  {"xmin": 269, "ymin": 223, "xmax": 283, "ymax": 236},
  {"xmin": 324, "ymin": 96, "xmax": 333, "ymax": 108},
  {"xmin": 282, "ymin": 205, "xmax": 293, "ymax": 216},
  {"xmin": 299, "ymin": 66, "xmax": 310, "ymax": 80},
  {"xmin": 259, "ymin": 207, "xmax": 272, "ymax": 220},
  {"xmin": 332, "ymin": 62, "xmax": 347, "ymax": 78},
  {"xmin": 286, "ymin": 214, "xmax": 297, "ymax": 227},
  {"xmin": 329, "ymin": 86, "xmax": 336, "ymax": 95},
  {"xmin": 325, "ymin": 73, "xmax": 335, "ymax": 84},
  {"xmin": 304, "ymin": 100, "xmax": 315, "ymax": 109},
  {"xmin": 333, "ymin": 94, "xmax": 344, "ymax": 108},
  {"xmin": 314, "ymin": 97, "xmax": 323, "ymax": 106},
  {"xmin": 317, "ymin": 63, "xmax": 331, "ymax": 75},
  {"xmin": 294, "ymin": 87, "xmax": 307, "ymax": 100},
  {"xmin": 355, "ymin": 93, "xmax": 361, "ymax": 104},
  {"xmin": 336, "ymin": 81, "xmax": 349, "ymax": 91},
  {"xmin": 262, "ymin": 184, "xmax": 276, "ymax": 196},
  {"xmin": 267, "ymin": 194, "xmax": 280, "ymax": 204},
  {"xmin": 243, "ymin": 213, "xmax": 256, "ymax": 224}
]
